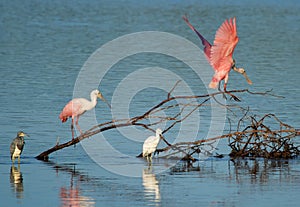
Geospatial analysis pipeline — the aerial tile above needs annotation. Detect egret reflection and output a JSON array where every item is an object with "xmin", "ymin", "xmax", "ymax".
[
  {"xmin": 10, "ymin": 165, "xmax": 24, "ymax": 199},
  {"xmin": 142, "ymin": 167, "xmax": 161, "ymax": 203}
]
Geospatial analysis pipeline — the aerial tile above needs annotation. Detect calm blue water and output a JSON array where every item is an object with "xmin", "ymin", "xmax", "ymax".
[{"xmin": 1, "ymin": 0, "xmax": 299, "ymax": 206}]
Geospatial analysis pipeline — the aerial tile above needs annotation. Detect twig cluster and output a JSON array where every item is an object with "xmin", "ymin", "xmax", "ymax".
[
  {"xmin": 154, "ymin": 114, "xmax": 300, "ymax": 161},
  {"xmin": 229, "ymin": 114, "xmax": 300, "ymax": 159}
]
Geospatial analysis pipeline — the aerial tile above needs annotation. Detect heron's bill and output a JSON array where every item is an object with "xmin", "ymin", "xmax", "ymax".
[
  {"xmin": 243, "ymin": 72, "xmax": 253, "ymax": 85},
  {"xmin": 20, "ymin": 132, "xmax": 29, "ymax": 137}
]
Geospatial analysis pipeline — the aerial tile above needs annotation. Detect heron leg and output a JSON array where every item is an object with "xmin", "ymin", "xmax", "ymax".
[{"xmin": 18, "ymin": 156, "xmax": 20, "ymax": 164}]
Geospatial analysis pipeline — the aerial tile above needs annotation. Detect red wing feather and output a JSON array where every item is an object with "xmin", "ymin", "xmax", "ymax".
[{"xmin": 210, "ymin": 17, "xmax": 239, "ymax": 72}]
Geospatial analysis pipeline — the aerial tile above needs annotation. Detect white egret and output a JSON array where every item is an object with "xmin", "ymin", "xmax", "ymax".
[{"xmin": 143, "ymin": 128, "xmax": 163, "ymax": 162}]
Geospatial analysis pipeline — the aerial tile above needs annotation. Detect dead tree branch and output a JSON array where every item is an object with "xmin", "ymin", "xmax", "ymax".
[
  {"xmin": 153, "ymin": 113, "xmax": 299, "ymax": 161},
  {"xmin": 36, "ymin": 82, "xmax": 281, "ymax": 161}
]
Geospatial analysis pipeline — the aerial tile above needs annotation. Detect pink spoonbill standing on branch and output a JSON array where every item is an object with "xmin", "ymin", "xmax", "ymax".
[
  {"xmin": 182, "ymin": 15, "xmax": 252, "ymax": 94},
  {"xmin": 59, "ymin": 89, "xmax": 111, "ymax": 140}
]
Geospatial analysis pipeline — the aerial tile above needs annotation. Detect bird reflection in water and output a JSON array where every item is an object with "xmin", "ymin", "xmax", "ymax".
[
  {"xmin": 10, "ymin": 164, "xmax": 24, "ymax": 199},
  {"xmin": 60, "ymin": 172, "xmax": 95, "ymax": 207},
  {"xmin": 142, "ymin": 167, "xmax": 161, "ymax": 203}
]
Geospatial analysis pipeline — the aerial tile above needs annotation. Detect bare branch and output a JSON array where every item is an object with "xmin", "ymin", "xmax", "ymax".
[
  {"xmin": 167, "ymin": 80, "xmax": 182, "ymax": 99},
  {"xmin": 36, "ymin": 82, "xmax": 284, "ymax": 161}
]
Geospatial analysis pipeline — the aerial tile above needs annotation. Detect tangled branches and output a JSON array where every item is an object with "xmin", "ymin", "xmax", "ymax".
[
  {"xmin": 229, "ymin": 114, "xmax": 300, "ymax": 159},
  {"xmin": 154, "ymin": 114, "xmax": 300, "ymax": 161}
]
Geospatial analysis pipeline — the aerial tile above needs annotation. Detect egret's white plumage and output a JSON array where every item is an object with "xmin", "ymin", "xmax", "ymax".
[{"xmin": 143, "ymin": 128, "xmax": 163, "ymax": 162}]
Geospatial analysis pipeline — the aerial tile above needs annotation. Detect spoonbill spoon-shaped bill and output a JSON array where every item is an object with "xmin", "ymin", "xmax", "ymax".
[
  {"xmin": 59, "ymin": 89, "xmax": 111, "ymax": 140},
  {"xmin": 10, "ymin": 131, "xmax": 29, "ymax": 164},
  {"xmin": 182, "ymin": 15, "xmax": 252, "ymax": 91},
  {"xmin": 143, "ymin": 128, "xmax": 163, "ymax": 162}
]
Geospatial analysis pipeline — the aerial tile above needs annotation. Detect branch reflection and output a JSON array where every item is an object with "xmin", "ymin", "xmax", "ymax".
[
  {"xmin": 229, "ymin": 158, "xmax": 292, "ymax": 183},
  {"xmin": 168, "ymin": 157, "xmax": 299, "ymax": 184}
]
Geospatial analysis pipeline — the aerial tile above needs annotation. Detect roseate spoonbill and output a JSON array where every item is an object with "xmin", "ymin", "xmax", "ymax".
[
  {"xmin": 59, "ymin": 89, "xmax": 111, "ymax": 139},
  {"xmin": 10, "ymin": 131, "xmax": 29, "ymax": 164},
  {"xmin": 143, "ymin": 128, "xmax": 163, "ymax": 162},
  {"xmin": 183, "ymin": 15, "xmax": 252, "ymax": 92}
]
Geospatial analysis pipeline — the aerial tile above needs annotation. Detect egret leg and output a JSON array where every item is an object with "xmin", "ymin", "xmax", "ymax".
[
  {"xmin": 149, "ymin": 155, "xmax": 152, "ymax": 163},
  {"xmin": 146, "ymin": 155, "xmax": 152, "ymax": 163},
  {"xmin": 18, "ymin": 156, "xmax": 20, "ymax": 164}
]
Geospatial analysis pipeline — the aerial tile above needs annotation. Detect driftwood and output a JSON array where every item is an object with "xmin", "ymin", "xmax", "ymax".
[
  {"xmin": 154, "ymin": 113, "xmax": 300, "ymax": 161},
  {"xmin": 35, "ymin": 80, "xmax": 286, "ymax": 161},
  {"xmin": 228, "ymin": 113, "xmax": 300, "ymax": 159}
]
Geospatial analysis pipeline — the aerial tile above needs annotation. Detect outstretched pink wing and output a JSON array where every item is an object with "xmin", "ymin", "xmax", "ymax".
[
  {"xmin": 182, "ymin": 15, "xmax": 212, "ymax": 61},
  {"xmin": 210, "ymin": 17, "xmax": 239, "ymax": 72}
]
